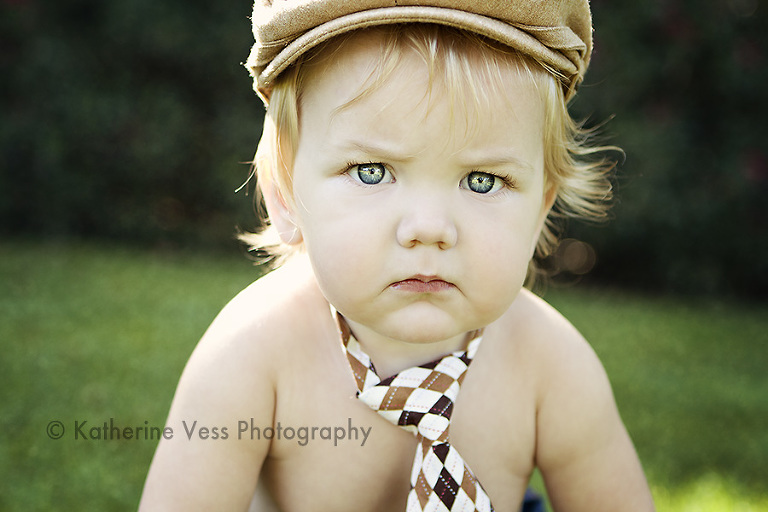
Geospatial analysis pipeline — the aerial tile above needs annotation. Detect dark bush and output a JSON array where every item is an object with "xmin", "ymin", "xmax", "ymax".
[
  {"xmin": 1, "ymin": 0, "xmax": 264, "ymax": 248},
  {"xmin": 2, "ymin": 0, "xmax": 766, "ymax": 296},
  {"xmin": 566, "ymin": 0, "xmax": 767, "ymax": 297}
]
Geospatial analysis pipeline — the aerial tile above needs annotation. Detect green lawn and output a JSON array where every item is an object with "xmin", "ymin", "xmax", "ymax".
[
  {"xmin": 1, "ymin": 241, "xmax": 766, "ymax": 511},
  {"xmin": 540, "ymin": 285, "xmax": 768, "ymax": 511}
]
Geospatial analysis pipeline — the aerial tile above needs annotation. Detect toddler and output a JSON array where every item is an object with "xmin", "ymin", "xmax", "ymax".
[{"xmin": 140, "ymin": 1, "xmax": 655, "ymax": 511}]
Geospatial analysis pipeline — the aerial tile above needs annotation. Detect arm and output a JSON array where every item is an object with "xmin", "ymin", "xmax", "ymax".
[
  {"xmin": 533, "ymin": 309, "xmax": 655, "ymax": 511},
  {"xmin": 139, "ymin": 295, "xmax": 277, "ymax": 511}
]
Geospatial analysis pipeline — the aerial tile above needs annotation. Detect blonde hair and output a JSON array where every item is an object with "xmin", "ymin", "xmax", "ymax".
[{"xmin": 240, "ymin": 25, "xmax": 616, "ymax": 282}]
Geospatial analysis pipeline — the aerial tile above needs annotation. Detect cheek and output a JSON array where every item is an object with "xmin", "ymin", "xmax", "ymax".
[
  {"xmin": 470, "ymin": 235, "xmax": 528, "ymax": 291},
  {"xmin": 300, "ymin": 204, "xmax": 387, "ymax": 258},
  {"xmin": 302, "ymin": 229, "xmax": 358, "ymax": 309},
  {"xmin": 461, "ymin": 242, "xmax": 527, "ymax": 326},
  {"xmin": 461, "ymin": 209, "xmax": 539, "ymax": 292},
  {"xmin": 465, "ymin": 197, "xmax": 543, "ymax": 250},
  {"xmin": 296, "ymin": 183, "xmax": 393, "ymax": 254},
  {"xmin": 298, "ymin": 206, "xmax": 390, "ymax": 298}
]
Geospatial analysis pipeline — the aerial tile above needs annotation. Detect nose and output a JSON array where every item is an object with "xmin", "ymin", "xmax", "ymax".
[{"xmin": 395, "ymin": 196, "xmax": 458, "ymax": 250}]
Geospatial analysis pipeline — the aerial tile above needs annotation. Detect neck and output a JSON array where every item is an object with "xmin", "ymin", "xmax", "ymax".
[{"xmin": 343, "ymin": 317, "xmax": 472, "ymax": 379}]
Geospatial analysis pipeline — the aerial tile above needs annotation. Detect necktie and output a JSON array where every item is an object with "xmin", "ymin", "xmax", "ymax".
[{"xmin": 336, "ymin": 313, "xmax": 494, "ymax": 512}]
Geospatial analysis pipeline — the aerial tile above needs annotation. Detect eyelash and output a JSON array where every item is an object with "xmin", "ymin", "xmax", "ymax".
[
  {"xmin": 345, "ymin": 161, "xmax": 384, "ymax": 173},
  {"xmin": 462, "ymin": 170, "xmax": 518, "ymax": 196},
  {"xmin": 343, "ymin": 162, "xmax": 517, "ymax": 192},
  {"xmin": 474, "ymin": 170, "xmax": 517, "ymax": 189},
  {"xmin": 344, "ymin": 161, "xmax": 393, "ymax": 184}
]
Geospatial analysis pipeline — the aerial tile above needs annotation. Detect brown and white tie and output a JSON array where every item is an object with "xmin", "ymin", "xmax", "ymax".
[{"xmin": 337, "ymin": 314, "xmax": 494, "ymax": 512}]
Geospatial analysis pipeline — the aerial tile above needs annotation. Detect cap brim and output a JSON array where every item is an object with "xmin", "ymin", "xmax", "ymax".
[{"xmin": 250, "ymin": 6, "xmax": 582, "ymax": 93}]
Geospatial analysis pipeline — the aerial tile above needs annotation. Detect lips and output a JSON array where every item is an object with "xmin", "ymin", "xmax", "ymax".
[{"xmin": 390, "ymin": 275, "xmax": 454, "ymax": 293}]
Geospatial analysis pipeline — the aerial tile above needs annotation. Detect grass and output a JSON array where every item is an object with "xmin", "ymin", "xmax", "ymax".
[
  {"xmin": 0, "ymin": 240, "xmax": 263, "ymax": 510},
  {"xmin": 536, "ymin": 284, "xmax": 768, "ymax": 511},
  {"xmin": 1, "ymin": 241, "xmax": 766, "ymax": 511}
]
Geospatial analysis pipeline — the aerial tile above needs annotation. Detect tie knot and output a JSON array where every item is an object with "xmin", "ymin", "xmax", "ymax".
[
  {"xmin": 358, "ymin": 357, "xmax": 468, "ymax": 441},
  {"xmin": 359, "ymin": 382, "xmax": 457, "ymax": 441}
]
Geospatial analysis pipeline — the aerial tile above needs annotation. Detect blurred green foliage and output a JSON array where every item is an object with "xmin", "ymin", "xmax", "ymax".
[
  {"xmin": 1, "ymin": 0, "xmax": 766, "ymax": 295},
  {"xmin": 1, "ymin": 0, "xmax": 263, "ymax": 247},
  {"xmin": 569, "ymin": 0, "xmax": 768, "ymax": 296}
]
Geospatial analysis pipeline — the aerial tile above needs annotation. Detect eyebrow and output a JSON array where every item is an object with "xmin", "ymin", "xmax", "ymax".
[
  {"xmin": 337, "ymin": 139, "xmax": 536, "ymax": 172},
  {"xmin": 455, "ymin": 148, "xmax": 536, "ymax": 173},
  {"xmin": 339, "ymin": 140, "xmax": 417, "ymax": 163}
]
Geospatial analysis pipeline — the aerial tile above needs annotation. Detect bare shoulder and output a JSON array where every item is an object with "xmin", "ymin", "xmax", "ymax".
[
  {"xmin": 496, "ymin": 288, "xmax": 584, "ymax": 344},
  {"xmin": 171, "ymin": 256, "xmax": 320, "ymax": 406},
  {"xmin": 489, "ymin": 288, "xmax": 592, "ymax": 375},
  {"xmin": 506, "ymin": 289, "xmax": 601, "ymax": 385},
  {"xmin": 193, "ymin": 255, "xmax": 322, "ymax": 369},
  {"xmin": 501, "ymin": 289, "xmax": 655, "ymax": 511},
  {"xmin": 489, "ymin": 289, "xmax": 610, "ymax": 422},
  {"xmin": 139, "ymin": 256, "xmax": 324, "ymax": 511},
  {"xmin": 505, "ymin": 290, "xmax": 615, "ymax": 440}
]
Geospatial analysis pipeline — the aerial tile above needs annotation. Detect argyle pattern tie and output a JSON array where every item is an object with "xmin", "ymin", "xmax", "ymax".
[{"xmin": 336, "ymin": 314, "xmax": 494, "ymax": 512}]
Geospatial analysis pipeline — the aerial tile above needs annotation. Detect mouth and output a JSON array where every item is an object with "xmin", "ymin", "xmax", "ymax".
[{"xmin": 390, "ymin": 275, "xmax": 455, "ymax": 293}]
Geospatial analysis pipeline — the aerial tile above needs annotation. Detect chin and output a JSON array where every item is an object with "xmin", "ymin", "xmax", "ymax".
[
  {"xmin": 394, "ymin": 329, "xmax": 459, "ymax": 345},
  {"xmin": 380, "ymin": 312, "xmax": 474, "ymax": 344}
]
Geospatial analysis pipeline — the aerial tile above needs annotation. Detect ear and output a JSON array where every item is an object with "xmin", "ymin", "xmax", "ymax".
[
  {"xmin": 261, "ymin": 170, "xmax": 303, "ymax": 246},
  {"xmin": 257, "ymin": 87, "xmax": 271, "ymax": 107}
]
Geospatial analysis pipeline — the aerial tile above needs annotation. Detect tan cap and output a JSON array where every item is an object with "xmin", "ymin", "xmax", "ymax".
[{"xmin": 246, "ymin": 0, "xmax": 592, "ymax": 99}]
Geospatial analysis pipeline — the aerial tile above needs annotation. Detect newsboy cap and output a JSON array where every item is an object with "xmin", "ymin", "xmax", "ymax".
[{"xmin": 246, "ymin": 0, "xmax": 592, "ymax": 100}]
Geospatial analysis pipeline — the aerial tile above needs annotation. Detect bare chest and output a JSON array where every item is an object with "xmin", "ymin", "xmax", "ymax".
[{"xmin": 258, "ymin": 340, "xmax": 537, "ymax": 511}]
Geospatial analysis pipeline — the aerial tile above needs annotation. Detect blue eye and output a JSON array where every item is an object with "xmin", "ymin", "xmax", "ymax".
[
  {"xmin": 463, "ymin": 171, "xmax": 503, "ymax": 194},
  {"xmin": 350, "ymin": 163, "xmax": 391, "ymax": 185}
]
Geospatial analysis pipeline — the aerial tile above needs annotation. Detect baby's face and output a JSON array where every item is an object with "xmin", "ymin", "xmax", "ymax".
[{"xmin": 289, "ymin": 33, "xmax": 551, "ymax": 344}]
